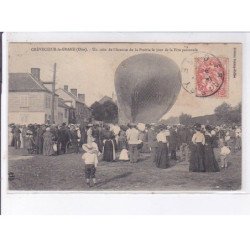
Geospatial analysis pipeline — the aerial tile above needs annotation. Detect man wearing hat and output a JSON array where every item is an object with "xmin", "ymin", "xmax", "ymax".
[
  {"xmin": 58, "ymin": 123, "xmax": 70, "ymax": 154},
  {"xmin": 127, "ymin": 123, "xmax": 140, "ymax": 163}
]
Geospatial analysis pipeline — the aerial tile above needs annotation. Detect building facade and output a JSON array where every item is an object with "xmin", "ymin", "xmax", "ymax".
[
  {"xmin": 56, "ymin": 85, "xmax": 92, "ymax": 124},
  {"xmin": 57, "ymin": 98, "xmax": 71, "ymax": 124},
  {"xmin": 9, "ymin": 71, "xmax": 58, "ymax": 125}
]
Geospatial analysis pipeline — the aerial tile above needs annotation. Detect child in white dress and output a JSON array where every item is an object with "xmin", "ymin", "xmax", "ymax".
[
  {"xmin": 82, "ymin": 143, "xmax": 99, "ymax": 187},
  {"xmin": 119, "ymin": 148, "xmax": 129, "ymax": 161},
  {"xmin": 220, "ymin": 142, "xmax": 231, "ymax": 168}
]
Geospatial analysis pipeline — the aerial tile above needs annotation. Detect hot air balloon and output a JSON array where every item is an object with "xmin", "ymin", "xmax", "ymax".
[{"xmin": 114, "ymin": 53, "xmax": 182, "ymax": 124}]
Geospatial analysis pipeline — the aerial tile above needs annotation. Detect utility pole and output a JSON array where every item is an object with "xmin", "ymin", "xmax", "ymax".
[{"xmin": 51, "ymin": 63, "xmax": 56, "ymax": 124}]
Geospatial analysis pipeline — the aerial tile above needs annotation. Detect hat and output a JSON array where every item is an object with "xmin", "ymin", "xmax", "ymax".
[{"xmin": 194, "ymin": 123, "xmax": 201, "ymax": 131}]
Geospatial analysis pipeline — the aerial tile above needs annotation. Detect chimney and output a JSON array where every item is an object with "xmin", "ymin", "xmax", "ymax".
[
  {"xmin": 64, "ymin": 85, "xmax": 69, "ymax": 91},
  {"xmin": 70, "ymin": 88, "xmax": 77, "ymax": 97},
  {"xmin": 31, "ymin": 68, "xmax": 40, "ymax": 81},
  {"xmin": 78, "ymin": 94, "xmax": 85, "ymax": 103}
]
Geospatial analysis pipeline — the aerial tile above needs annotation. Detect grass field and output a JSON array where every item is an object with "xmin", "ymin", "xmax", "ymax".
[{"xmin": 8, "ymin": 147, "xmax": 242, "ymax": 191}]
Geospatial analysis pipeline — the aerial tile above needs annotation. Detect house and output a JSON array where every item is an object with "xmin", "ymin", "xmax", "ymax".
[
  {"xmin": 98, "ymin": 95, "xmax": 113, "ymax": 104},
  {"xmin": 57, "ymin": 98, "xmax": 71, "ymax": 124},
  {"xmin": 98, "ymin": 93, "xmax": 117, "ymax": 105},
  {"xmin": 56, "ymin": 85, "xmax": 92, "ymax": 124},
  {"xmin": 8, "ymin": 68, "xmax": 59, "ymax": 125}
]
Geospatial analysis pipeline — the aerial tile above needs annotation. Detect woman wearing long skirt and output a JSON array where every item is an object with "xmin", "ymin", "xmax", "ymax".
[
  {"xmin": 26, "ymin": 128, "xmax": 35, "ymax": 154},
  {"xmin": 102, "ymin": 125, "xmax": 116, "ymax": 162},
  {"xmin": 204, "ymin": 126, "xmax": 220, "ymax": 172},
  {"xmin": 43, "ymin": 127, "xmax": 54, "ymax": 156},
  {"xmin": 155, "ymin": 125, "xmax": 170, "ymax": 169},
  {"xmin": 189, "ymin": 124, "xmax": 205, "ymax": 172},
  {"xmin": 21, "ymin": 125, "xmax": 28, "ymax": 150},
  {"xmin": 118, "ymin": 126, "xmax": 127, "ymax": 151}
]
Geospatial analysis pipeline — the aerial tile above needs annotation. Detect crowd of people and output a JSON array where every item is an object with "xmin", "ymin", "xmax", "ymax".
[{"xmin": 9, "ymin": 121, "xmax": 241, "ymax": 172}]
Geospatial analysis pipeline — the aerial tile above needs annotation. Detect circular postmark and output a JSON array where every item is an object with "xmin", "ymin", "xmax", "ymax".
[{"xmin": 181, "ymin": 52, "xmax": 225, "ymax": 97}]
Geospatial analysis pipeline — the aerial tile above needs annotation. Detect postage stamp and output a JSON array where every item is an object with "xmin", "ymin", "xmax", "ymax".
[{"xmin": 195, "ymin": 56, "xmax": 225, "ymax": 97}]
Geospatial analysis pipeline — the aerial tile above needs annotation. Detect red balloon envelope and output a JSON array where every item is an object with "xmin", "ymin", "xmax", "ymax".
[{"xmin": 114, "ymin": 53, "xmax": 182, "ymax": 123}]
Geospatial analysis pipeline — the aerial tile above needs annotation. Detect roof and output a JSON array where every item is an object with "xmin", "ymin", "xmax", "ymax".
[
  {"xmin": 58, "ymin": 98, "xmax": 71, "ymax": 109},
  {"xmin": 98, "ymin": 95, "xmax": 113, "ymax": 104},
  {"xmin": 9, "ymin": 73, "xmax": 53, "ymax": 93},
  {"xmin": 56, "ymin": 88, "xmax": 84, "ymax": 104}
]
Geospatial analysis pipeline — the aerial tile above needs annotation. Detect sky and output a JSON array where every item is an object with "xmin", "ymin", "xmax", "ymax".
[{"xmin": 8, "ymin": 42, "xmax": 242, "ymax": 119}]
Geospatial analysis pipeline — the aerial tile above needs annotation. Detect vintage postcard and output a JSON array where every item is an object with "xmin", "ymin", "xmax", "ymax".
[{"xmin": 6, "ymin": 41, "xmax": 242, "ymax": 191}]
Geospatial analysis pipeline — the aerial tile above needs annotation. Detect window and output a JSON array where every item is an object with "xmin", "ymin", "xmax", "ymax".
[
  {"xmin": 64, "ymin": 109, "xmax": 68, "ymax": 118},
  {"xmin": 20, "ymin": 95, "xmax": 29, "ymax": 108}
]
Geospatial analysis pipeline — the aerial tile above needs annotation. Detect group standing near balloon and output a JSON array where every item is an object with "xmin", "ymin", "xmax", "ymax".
[{"xmin": 8, "ymin": 121, "xmax": 241, "ymax": 187}]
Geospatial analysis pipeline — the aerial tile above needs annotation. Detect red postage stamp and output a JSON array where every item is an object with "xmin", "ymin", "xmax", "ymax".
[{"xmin": 195, "ymin": 56, "xmax": 227, "ymax": 97}]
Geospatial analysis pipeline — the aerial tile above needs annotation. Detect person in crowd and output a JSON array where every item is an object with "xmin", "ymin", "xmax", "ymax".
[
  {"xmin": 19, "ymin": 126, "xmax": 24, "ymax": 149},
  {"xmin": 8, "ymin": 124, "xmax": 14, "ymax": 146},
  {"xmin": 137, "ymin": 123, "xmax": 149, "ymax": 153},
  {"xmin": 178, "ymin": 125, "xmax": 190, "ymax": 162},
  {"xmin": 21, "ymin": 125, "xmax": 28, "ymax": 150},
  {"xmin": 112, "ymin": 124, "xmax": 121, "ymax": 151},
  {"xmin": 155, "ymin": 124, "xmax": 170, "ymax": 169},
  {"xmin": 82, "ymin": 143, "xmax": 99, "ymax": 187},
  {"xmin": 76, "ymin": 126, "xmax": 82, "ymax": 153},
  {"xmin": 189, "ymin": 123, "xmax": 205, "ymax": 172},
  {"xmin": 26, "ymin": 126, "xmax": 35, "ymax": 154},
  {"xmin": 13, "ymin": 125, "xmax": 21, "ymax": 149},
  {"xmin": 92, "ymin": 124, "xmax": 101, "ymax": 152},
  {"xmin": 69, "ymin": 125, "xmax": 79, "ymax": 153},
  {"xmin": 126, "ymin": 123, "xmax": 132, "ymax": 139},
  {"xmin": 140, "ymin": 124, "xmax": 150, "ymax": 153},
  {"xmin": 169, "ymin": 126, "xmax": 178, "ymax": 161},
  {"xmin": 50, "ymin": 124, "xmax": 59, "ymax": 155},
  {"xmin": 119, "ymin": 147, "xmax": 129, "ymax": 161},
  {"xmin": 118, "ymin": 127, "xmax": 129, "ymax": 161},
  {"xmin": 127, "ymin": 123, "xmax": 140, "ymax": 163},
  {"xmin": 147, "ymin": 124, "xmax": 158, "ymax": 163},
  {"xmin": 58, "ymin": 123, "xmax": 70, "ymax": 154},
  {"xmin": 35, "ymin": 125, "xmax": 45, "ymax": 155},
  {"xmin": 86, "ymin": 124, "xmax": 94, "ymax": 144},
  {"xmin": 235, "ymin": 126, "xmax": 242, "ymax": 151},
  {"xmin": 10, "ymin": 124, "xmax": 15, "ymax": 147},
  {"xmin": 118, "ymin": 125, "xmax": 128, "ymax": 151},
  {"xmin": 203, "ymin": 125, "xmax": 220, "ymax": 172},
  {"xmin": 220, "ymin": 141, "xmax": 231, "ymax": 169},
  {"xmin": 43, "ymin": 127, "xmax": 55, "ymax": 156},
  {"xmin": 102, "ymin": 124, "xmax": 116, "ymax": 162},
  {"xmin": 227, "ymin": 126, "xmax": 236, "ymax": 153},
  {"xmin": 79, "ymin": 122, "xmax": 87, "ymax": 146}
]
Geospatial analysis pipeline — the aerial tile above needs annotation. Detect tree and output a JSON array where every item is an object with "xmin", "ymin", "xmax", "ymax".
[
  {"xmin": 214, "ymin": 102, "xmax": 232, "ymax": 123},
  {"xmin": 90, "ymin": 100, "xmax": 118, "ymax": 123},
  {"xmin": 102, "ymin": 100, "xmax": 118, "ymax": 123},
  {"xmin": 229, "ymin": 102, "xmax": 241, "ymax": 124},
  {"xmin": 179, "ymin": 113, "xmax": 192, "ymax": 125},
  {"xmin": 91, "ymin": 101, "xmax": 104, "ymax": 121}
]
